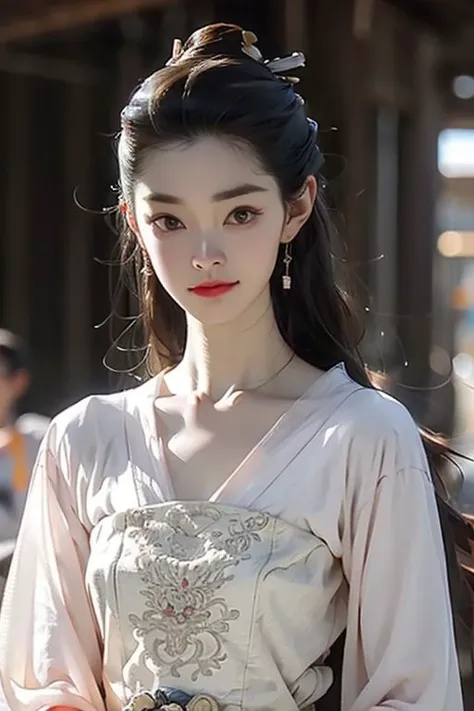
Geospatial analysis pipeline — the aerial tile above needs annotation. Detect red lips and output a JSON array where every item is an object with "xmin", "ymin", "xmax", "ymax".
[{"xmin": 188, "ymin": 281, "xmax": 239, "ymax": 298}]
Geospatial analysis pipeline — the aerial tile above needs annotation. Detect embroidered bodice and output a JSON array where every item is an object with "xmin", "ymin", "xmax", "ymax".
[
  {"xmin": 0, "ymin": 365, "xmax": 464, "ymax": 711},
  {"xmin": 88, "ymin": 502, "xmax": 343, "ymax": 710}
]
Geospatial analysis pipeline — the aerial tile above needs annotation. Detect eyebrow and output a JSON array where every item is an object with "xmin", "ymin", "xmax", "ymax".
[
  {"xmin": 213, "ymin": 184, "xmax": 268, "ymax": 202},
  {"xmin": 144, "ymin": 183, "xmax": 268, "ymax": 206}
]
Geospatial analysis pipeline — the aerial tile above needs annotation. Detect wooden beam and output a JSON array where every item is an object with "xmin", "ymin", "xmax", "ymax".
[
  {"xmin": 397, "ymin": 32, "xmax": 441, "ymax": 406},
  {"xmin": 3, "ymin": 73, "xmax": 29, "ymax": 337},
  {"xmin": 0, "ymin": 0, "xmax": 177, "ymax": 43},
  {"xmin": 64, "ymin": 80, "xmax": 93, "ymax": 395},
  {"xmin": 0, "ymin": 51, "xmax": 105, "ymax": 84},
  {"xmin": 283, "ymin": 0, "xmax": 307, "ymax": 53}
]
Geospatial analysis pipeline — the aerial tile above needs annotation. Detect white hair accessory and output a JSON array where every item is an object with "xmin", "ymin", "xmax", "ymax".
[
  {"xmin": 265, "ymin": 52, "xmax": 306, "ymax": 74},
  {"xmin": 241, "ymin": 30, "xmax": 263, "ymax": 61},
  {"xmin": 241, "ymin": 31, "xmax": 305, "ymax": 84},
  {"xmin": 166, "ymin": 38, "xmax": 184, "ymax": 66}
]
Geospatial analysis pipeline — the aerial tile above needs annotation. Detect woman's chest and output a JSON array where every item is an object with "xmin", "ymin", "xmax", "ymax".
[
  {"xmin": 86, "ymin": 502, "xmax": 345, "ymax": 695},
  {"xmin": 155, "ymin": 395, "xmax": 294, "ymax": 501}
]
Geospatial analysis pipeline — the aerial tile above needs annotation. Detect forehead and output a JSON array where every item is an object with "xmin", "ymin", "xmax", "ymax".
[{"xmin": 135, "ymin": 135, "xmax": 278, "ymax": 198}]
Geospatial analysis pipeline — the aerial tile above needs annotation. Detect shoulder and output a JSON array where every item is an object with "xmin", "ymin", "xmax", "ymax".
[
  {"xmin": 43, "ymin": 378, "xmax": 156, "ymax": 457},
  {"xmin": 338, "ymin": 384, "xmax": 422, "ymax": 446},
  {"xmin": 322, "ymin": 365, "xmax": 422, "ymax": 445},
  {"xmin": 305, "ymin": 364, "xmax": 425, "ymax": 461},
  {"xmin": 326, "ymin": 373, "xmax": 430, "ymax": 500}
]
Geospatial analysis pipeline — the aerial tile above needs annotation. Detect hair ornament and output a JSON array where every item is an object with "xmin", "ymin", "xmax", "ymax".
[
  {"xmin": 166, "ymin": 38, "xmax": 184, "ymax": 66},
  {"xmin": 265, "ymin": 52, "xmax": 306, "ymax": 74},
  {"xmin": 240, "ymin": 31, "xmax": 305, "ymax": 85},
  {"xmin": 241, "ymin": 30, "xmax": 263, "ymax": 61}
]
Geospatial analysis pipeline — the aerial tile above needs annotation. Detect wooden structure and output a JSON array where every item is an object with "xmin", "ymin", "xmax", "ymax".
[{"xmin": 0, "ymin": 0, "xmax": 473, "ymax": 422}]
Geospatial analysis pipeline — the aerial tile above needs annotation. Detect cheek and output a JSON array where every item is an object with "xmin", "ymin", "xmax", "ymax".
[
  {"xmin": 236, "ymin": 219, "xmax": 283, "ymax": 272},
  {"xmin": 141, "ymin": 232, "xmax": 188, "ymax": 280}
]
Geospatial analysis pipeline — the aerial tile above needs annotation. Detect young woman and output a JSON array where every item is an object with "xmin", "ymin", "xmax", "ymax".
[{"xmin": 0, "ymin": 23, "xmax": 472, "ymax": 711}]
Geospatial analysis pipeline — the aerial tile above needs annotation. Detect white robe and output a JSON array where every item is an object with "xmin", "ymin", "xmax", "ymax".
[{"xmin": 0, "ymin": 364, "xmax": 463, "ymax": 710}]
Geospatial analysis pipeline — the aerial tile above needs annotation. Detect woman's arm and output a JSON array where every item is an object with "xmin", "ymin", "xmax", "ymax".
[
  {"xmin": 341, "ymin": 420, "xmax": 464, "ymax": 710},
  {"xmin": 0, "ymin": 423, "xmax": 105, "ymax": 711}
]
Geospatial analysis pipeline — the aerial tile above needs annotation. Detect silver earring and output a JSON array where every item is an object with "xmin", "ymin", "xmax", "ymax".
[{"xmin": 282, "ymin": 243, "xmax": 292, "ymax": 290}]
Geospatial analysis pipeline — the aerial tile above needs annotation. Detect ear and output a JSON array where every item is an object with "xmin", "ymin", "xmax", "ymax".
[{"xmin": 281, "ymin": 176, "xmax": 318, "ymax": 244}]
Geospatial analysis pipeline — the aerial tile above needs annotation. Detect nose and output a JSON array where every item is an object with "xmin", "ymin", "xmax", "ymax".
[{"xmin": 192, "ymin": 240, "xmax": 226, "ymax": 271}]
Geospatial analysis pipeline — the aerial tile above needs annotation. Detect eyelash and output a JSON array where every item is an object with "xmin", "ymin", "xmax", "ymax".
[
  {"xmin": 150, "ymin": 207, "xmax": 263, "ymax": 233},
  {"xmin": 151, "ymin": 215, "xmax": 184, "ymax": 232},
  {"xmin": 226, "ymin": 206, "xmax": 263, "ymax": 226}
]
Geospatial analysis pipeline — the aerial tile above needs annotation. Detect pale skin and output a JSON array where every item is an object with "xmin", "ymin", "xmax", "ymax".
[{"xmin": 129, "ymin": 135, "xmax": 322, "ymax": 500}]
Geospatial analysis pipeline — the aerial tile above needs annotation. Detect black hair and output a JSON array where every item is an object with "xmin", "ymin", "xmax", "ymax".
[
  {"xmin": 116, "ymin": 22, "xmax": 474, "ymax": 702},
  {"xmin": 118, "ymin": 23, "xmax": 361, "ymax": 375}
]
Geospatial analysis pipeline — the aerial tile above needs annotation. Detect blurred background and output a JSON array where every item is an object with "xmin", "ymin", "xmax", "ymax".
[
  {"xmin": 0, "ymin": 0, "xmax": 473, "ymax": 699},
  {"xmin": 0, "ymin": 0, "xmax": 473, "ymax": 457}
]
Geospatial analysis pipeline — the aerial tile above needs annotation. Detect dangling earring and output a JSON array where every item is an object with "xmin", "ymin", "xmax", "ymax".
[{"xmin": 282, "ymin": 243, "xmax": 292, "ymax": 290}]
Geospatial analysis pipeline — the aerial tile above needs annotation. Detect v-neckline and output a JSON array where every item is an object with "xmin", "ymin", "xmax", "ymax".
[{"xmin": 142, "ymin": 363, "xmax": 346, "ymax": 504}]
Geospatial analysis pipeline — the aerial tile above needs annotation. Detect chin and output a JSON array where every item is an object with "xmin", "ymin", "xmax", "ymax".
[
  {"xmin": 172, "ymin": 282, "xmax": 269, "ymax": 326},
  {"xmin": 182, "ymin": 296, "xmax": 258, "ymax": 327},
  {"xmin": 187, "ymin": 306, "xmax": 246, "ymax": 327}
]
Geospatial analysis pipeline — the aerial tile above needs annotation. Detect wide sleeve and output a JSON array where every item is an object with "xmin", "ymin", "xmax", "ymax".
[
  {"xmin": 340, "ymin": 408, "xmax": 464, "ymax": 710},
  {"xmin": 0, "ymin": 422, "xmax": 105, "ymax": 711}
]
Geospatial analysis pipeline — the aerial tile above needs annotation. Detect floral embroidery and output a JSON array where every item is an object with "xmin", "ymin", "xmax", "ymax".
[
  {"xmin": 126, "ymin": 504, "xmax": 269, "ymax": 680},
  {"xmin": 220, "ymin": 512, "xmax": 270, "ymax": 556}
]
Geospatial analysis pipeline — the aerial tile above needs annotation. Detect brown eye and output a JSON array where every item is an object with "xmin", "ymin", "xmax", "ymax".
[
  {"xmin": 153, "ymin": 215, "xmax": 185, "ymax": 232},
  {"xmin": 226, "ymin": 207, "xmax": 261, "ymax": 226}
]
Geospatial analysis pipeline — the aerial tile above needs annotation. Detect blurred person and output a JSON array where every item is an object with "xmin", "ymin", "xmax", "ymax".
[
  {"xmin": 0, "ymin": 24, "xmax": 473, "ymax": 711},
  {"xmin": 0, "ymin": 329, "xmax": 49, "ymax": 622},
  {"xmin": 0, "ymin": 329, "xmax": 49, "ymax": 543}
]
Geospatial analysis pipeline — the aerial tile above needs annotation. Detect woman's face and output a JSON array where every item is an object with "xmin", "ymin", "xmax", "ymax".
[{"xmin": 132, "ymin": 136, "xmax": 309, "ymax": 326}]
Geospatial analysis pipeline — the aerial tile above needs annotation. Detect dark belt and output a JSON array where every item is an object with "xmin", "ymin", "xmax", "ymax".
[{"xmin": 124, "ymin": 687, "xmax": 219, "ymax": 711}]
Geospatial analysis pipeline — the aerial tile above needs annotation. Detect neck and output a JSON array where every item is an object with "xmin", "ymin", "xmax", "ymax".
[{"xmin": 167, "ymin": 290, "xmax": 293, "ymax": 400}]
